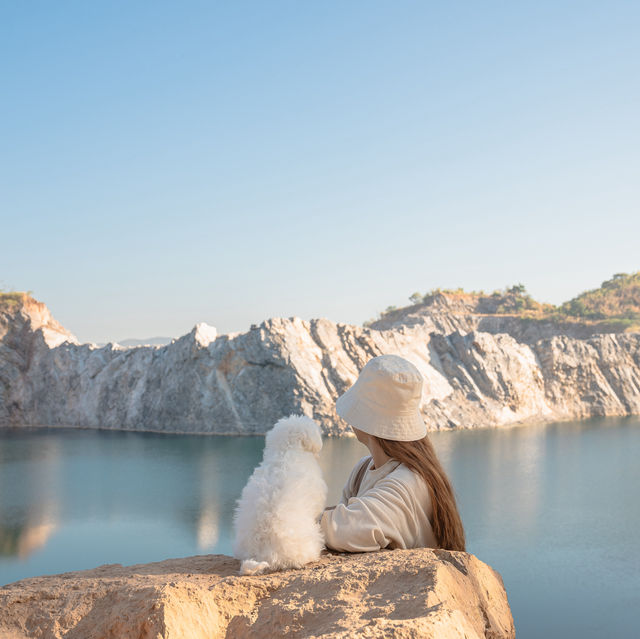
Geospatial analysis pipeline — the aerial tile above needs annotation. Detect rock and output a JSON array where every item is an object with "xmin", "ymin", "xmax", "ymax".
[
  {"xmin": 0, "ymin": 294, "xmax": 77, "ymax": 347},
  {"xmin": 0, "ymin": 549, "xmax": 515, "ymax": 638},
  {"xmin": 1, "ymin": 295, "xmax": 640, "ymax": 435},
  {"xmin": 191, "ymin": 322, "xmax": 218, "ymax": 348}
]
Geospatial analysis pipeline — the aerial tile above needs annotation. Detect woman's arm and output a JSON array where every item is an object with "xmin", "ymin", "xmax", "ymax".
[{"xmin": 321, "ymin": 475, "xmax": 417, "ymax": 552}]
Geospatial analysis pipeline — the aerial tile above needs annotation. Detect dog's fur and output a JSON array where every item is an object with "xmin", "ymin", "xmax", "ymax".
[{"xmin": 232, "ymin": 414, "xmax": 327, "ymax": 575}]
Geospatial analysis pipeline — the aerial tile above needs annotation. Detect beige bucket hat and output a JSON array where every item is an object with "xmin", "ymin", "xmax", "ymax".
[{"xmin": 335, "ymin": 354, "xmax": 427, "ymax": 441}]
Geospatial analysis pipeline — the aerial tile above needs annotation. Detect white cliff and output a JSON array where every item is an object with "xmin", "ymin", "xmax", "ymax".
[{"xmin": 1, "ymin": 294, "xmax": 640, "ymax": 435}]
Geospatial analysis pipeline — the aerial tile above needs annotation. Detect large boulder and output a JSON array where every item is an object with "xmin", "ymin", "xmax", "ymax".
[{"xmin": 0, "ymin": 549, "xmax": 514, "ymax": 638}]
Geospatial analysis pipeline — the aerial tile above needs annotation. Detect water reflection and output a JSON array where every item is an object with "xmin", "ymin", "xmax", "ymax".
[
  {"xmin": 0, "ymin": 429, "xmax": 365, "ymax": 572},
  {"xmin": 0, "ymin": 519, "xmax": 57, "ymax": 559},
  {"xmin": 0, "ymin": 433, "xmax": 62, "ymax": 560},
  {"xmin": 195, "ymin": 504, "xmax": 219, "ymax": 550},
  {"xmin": 0, "ymin": 429, "xmax": 264, "ymax": 581},
  {"xmin": 194, "ymin": 457, "xmax": 222, "ymax": 550},
  {"xmin": 431, "ymin": 423, "xmax": 548, "ymax": 545}
]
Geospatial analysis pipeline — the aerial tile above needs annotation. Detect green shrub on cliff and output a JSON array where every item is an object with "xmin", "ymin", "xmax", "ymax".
[
  {"xmin": 555, "ymin": 272, "xmax": 640, "ymax": 321},
  {"xmin": 0, "ymin": 291, "xmax": 30, "ymax": 310},
  {"xmin": 372, "ymin": 272, "xmax": 640, "ymax": 332}
]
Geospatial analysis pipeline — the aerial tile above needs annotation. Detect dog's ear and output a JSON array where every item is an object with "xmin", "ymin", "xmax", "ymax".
[{"xmin": 293, "ymin": 418, "xmax": 323, "ymax": 454}]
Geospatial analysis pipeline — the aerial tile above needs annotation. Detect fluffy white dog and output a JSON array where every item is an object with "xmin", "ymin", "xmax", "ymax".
[{"xmin": 233, "ymin": 414, "xmax": 328, "ymax": 575}]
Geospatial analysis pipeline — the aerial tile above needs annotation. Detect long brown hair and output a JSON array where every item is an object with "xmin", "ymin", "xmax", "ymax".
[{"xmin": 373, "ymin": 435, "xmax": 466, "ymax": 552}]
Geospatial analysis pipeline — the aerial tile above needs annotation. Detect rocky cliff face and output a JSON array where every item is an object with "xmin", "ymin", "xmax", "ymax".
[
  {"xmin": 0, "ymin": 549, "xmax": 515, "ymax": 639},
  {"xmin": 1, "ymin": 295, "xmax": 640, "ymax": 435}
]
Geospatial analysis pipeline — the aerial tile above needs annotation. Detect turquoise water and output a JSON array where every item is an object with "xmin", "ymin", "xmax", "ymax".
[{"xmin": 1, "ymin": 418, "xmax": 639, "ymax": 638}]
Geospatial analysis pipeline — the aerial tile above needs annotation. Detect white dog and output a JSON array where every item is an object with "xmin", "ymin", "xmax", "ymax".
[{"xmin": 233, "ymin": 414, "xmax": 328, "ymax": 575}]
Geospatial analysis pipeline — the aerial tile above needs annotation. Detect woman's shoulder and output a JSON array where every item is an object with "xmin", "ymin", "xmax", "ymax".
[
  {"xmin": 348, "ymin": 455, "xmax": 372, "ymax": 478},
  {"xmin": 381, "ymin": 462, "xmax": 429, "ymax": 496},
  {"xmin": 341, "ymin": 455, "xmax": 373, "ymax": 499}
]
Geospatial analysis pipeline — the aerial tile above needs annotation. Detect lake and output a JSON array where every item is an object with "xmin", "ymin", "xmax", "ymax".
[{"xmin": 1, "ymin": 417, "xmax": 638, "ymax": 638}]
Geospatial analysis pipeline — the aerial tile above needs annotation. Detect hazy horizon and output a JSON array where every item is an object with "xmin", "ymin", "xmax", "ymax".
[
  {"xmin": 8, "ymin": 270, "xmax": 634, "ymax": 345},
  {"xmin": 2, "ymin": 2, "xmax": 639, "ymax": 344}
]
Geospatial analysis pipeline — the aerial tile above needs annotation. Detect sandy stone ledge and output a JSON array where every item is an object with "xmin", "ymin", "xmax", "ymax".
[{"xmin": 0, "ymin": 548, "xmax": 515, "ymax": 639}]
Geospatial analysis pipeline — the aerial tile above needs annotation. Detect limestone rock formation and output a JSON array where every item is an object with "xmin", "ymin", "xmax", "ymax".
[
  {"xmin": 0, "ymin": 549, "xmax": 515, "ymax": 639},
  {"xmin": 1, "ymin": 295, "xmax": 640, "ymax": 435}
]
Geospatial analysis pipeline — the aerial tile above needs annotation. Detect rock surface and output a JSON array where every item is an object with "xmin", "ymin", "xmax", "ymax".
[
  {"xmin": 1, "ymin": 295, "xmax": 640, "ymax": 435},
  {"xmin": 0, "ymin": 549, "xmax": 515, "ymax": 639}
]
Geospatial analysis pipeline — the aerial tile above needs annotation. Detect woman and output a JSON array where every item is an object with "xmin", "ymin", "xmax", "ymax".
[{"xmin": 321, "ymin": 354, "xmax": 466, "ymax": 552}]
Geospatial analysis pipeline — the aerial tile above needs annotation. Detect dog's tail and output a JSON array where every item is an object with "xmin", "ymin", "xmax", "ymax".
[{"xmin": 240, "ymin": 559, "xmax": 271, "ymax": 576}]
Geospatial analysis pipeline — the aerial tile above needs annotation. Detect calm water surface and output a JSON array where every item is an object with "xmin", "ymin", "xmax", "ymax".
[{"xmin": 1, "ymin": 417, "xmax": 638, "ymax": 639}]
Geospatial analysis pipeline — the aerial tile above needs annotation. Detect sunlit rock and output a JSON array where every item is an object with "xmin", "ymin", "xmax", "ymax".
[{"xmin": 0, "ymin": 549, "xmax": 515, "ymax": 639}]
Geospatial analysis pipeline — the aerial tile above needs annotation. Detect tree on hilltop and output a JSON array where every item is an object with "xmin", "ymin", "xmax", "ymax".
[{"xmin": 507, "ymin": 283, "xmax": 526, "ymax": 295}]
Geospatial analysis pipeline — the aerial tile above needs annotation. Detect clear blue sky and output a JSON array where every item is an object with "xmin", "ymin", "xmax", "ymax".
[{"xmin": 1, "ymin": 1, "xmax": 638, "ymax": 343}]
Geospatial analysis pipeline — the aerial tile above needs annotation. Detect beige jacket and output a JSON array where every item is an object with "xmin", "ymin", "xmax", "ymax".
[{"xmin": 321, "ymin": 456, "xmax": 438, "ymax": 552}]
